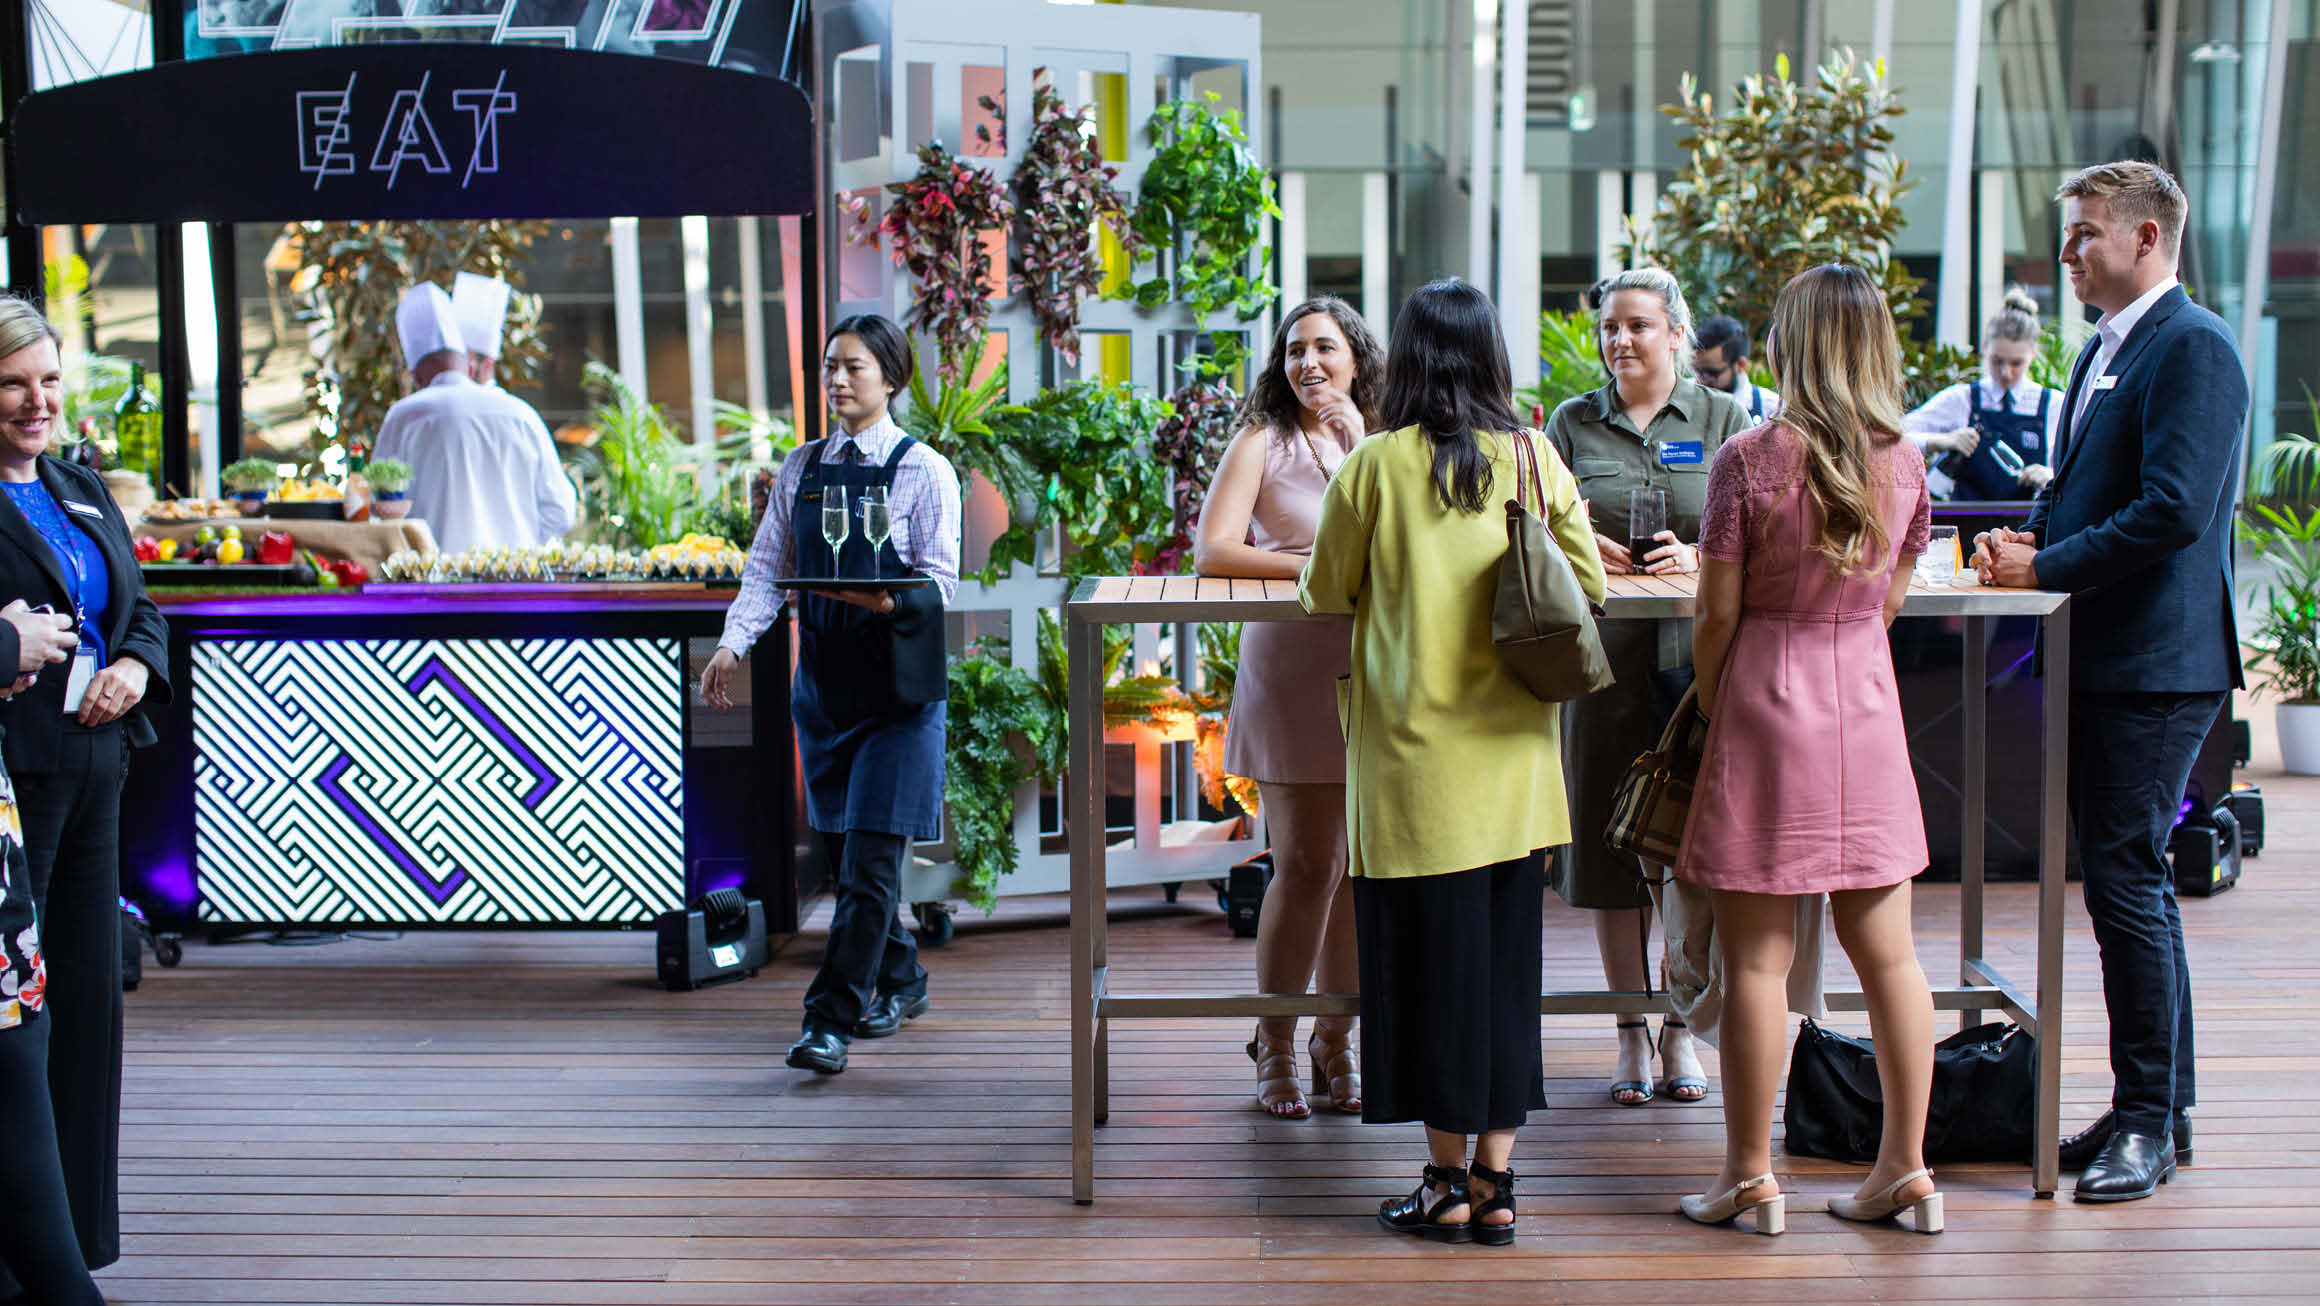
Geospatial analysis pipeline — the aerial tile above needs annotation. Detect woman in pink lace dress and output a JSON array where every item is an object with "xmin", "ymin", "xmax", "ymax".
[{"xmin": 1675, "ymin": 264, "xmax": 1944, "ymax": 1238}]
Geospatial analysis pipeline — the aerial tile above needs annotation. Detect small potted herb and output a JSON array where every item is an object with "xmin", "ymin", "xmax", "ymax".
[
  {"xmin": 366, "ymin": 458, "xmax": 415, "ymax": 518},
  {"xmin": 222, "ymin": 457, "xmax": 278, "ymax": 515}
]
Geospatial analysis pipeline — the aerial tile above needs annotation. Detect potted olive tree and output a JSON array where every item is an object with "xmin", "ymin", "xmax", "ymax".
[
  {"xmin": 366, "ymin": 458, "xmax": 414, "ymax": 518},
  {"xmin": 2242, "ymin": 427, "xmax": 2320, "ymax": 773}
]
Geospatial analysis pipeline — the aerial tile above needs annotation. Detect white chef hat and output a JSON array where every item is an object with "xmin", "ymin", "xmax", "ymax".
[
  {"xmin": 451, "ymin": 271, "xmax": 512, "ymax": 360},
  {"xmin": 395, "ymin": 282, "xmax": 466, "ymax": 370}
]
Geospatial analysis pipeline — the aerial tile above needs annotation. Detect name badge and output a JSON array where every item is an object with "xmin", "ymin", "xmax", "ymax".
[
  {"xmin": 1658, "ymin": 440, "xmax": 1705, "ymax": 468},
  {"xmin": 800, "ymin": 489, "xmax": 825, "ymax": 503},
  {"xmin": 63, "ymin": 501, "xmax": 102, "ymax": 518},
  {"xmin": 2092, "ymin": 375, "xmax": 2119, "ymax": 391},
  {"xmin": 62, "ymin": 652, "xmax": 94, "ymax": 714}
]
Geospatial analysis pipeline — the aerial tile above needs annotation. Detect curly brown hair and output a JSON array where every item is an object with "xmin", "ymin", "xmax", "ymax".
[{"xmin": 1235, "ymin": 296, "xmax": 1385, "ymax": 447}]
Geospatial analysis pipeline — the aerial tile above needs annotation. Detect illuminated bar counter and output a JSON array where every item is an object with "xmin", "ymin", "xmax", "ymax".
[{"xmin": 122, "ymin": 586, "xmax": 801, "ymax": 936}]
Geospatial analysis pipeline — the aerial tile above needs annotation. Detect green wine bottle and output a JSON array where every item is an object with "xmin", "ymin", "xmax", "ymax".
[{"xmin": 115, "ymin": 362, "xmax": 163, "ymax": 491}]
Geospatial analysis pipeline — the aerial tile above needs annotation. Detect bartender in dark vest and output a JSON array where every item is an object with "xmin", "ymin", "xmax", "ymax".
[
  {"xmin": 1903, "ymin": 288, "xmax": 2062, "ymax": 500},
  {"xmin": 703, "ymin": 314, "xmax": 961, "ymax": 1075}
]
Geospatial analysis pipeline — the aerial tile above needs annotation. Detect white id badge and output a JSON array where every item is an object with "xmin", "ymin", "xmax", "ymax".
[{"xmin": 62, "ymin": 652, "xmax": 94, "ymax": 714}]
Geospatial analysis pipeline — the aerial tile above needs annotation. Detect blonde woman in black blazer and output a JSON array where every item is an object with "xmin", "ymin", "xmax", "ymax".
[{"xmin": 0, "ymin": 298, "xmax": 170, "ymax": 1277}]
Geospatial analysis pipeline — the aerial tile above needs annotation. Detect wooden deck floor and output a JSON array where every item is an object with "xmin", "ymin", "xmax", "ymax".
[{"xmin": 97, "ymin": 730, "xmax": 2320, "ymax": 1303}]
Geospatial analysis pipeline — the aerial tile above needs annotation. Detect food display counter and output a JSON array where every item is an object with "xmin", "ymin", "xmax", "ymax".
[{"xmin": 121, "ymin": 585, "xmax": 804, "ymax": 937}]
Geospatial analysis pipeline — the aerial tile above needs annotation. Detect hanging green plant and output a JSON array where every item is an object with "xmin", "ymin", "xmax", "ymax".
[
  {"xmin": 1119, "ymin": 91, "xmax": 1280, "ymax": 323},
  {"xmin": 1004, "ymin": 69, "xmax": 1144, "ymax": 364},
  {"xmin": 873, "ymin": 142, "xmax": 1016, "ymax": 382},
  {"xmin": 945, "ymin": 638, "xmax": 1063, "ymax": 911},
  {"xmin": 977, "ymin": 380, "xmax": 1180, "ymax": 580}
]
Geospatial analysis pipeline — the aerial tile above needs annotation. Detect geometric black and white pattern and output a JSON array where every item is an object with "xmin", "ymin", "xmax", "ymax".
[{"xmin": 191, "ymin": 637, "xmax": 686, "ymax": 925}]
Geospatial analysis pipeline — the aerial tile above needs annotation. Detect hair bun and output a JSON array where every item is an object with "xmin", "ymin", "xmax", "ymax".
[{"xmin": 2002, "ymin": 287, "xmax": 2039, "ymax": 318}]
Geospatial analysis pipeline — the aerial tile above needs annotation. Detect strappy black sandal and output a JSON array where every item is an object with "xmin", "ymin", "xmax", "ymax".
[
  {"xmin": 1658, "ymin": 1017, "xmax": 1709, "ymax": 1103},
  {"xmin": 1378, "ymin": 1164, "xmax": 1471, "ymax": 1242},
  {"xmin": 1611, "ymin": 1019, "xmax": 1655, "ymax": 1105},
  {"xmin": 1466, "ymin": 1162, "xmax": 1518, "ymax": 1246}
]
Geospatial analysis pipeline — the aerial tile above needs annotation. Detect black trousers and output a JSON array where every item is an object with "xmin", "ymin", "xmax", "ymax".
[
  {"xmin": 2068, "ymin": 691, "xmax": 2222, "ymax": 1135},
  {"xmin": 17, "ymin": 724, "xmax": 125, "ymax": 1272},
  {"xmin": 0, "ymin": 1018, "xmax": 106, "ymax": 1305},
  {"xmin": 801, "ymin": 830, "xmax": 927, "ymax": 1040}
]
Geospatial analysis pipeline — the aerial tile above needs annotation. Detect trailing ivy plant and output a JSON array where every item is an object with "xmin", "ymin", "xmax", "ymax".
[
  {"xmin": 874, "ymin": 142, "xmax": 1016, "ymax": 382},
  {"xmin": 1003, "ymin": 69, "xmax": 1144, "ymax": 364},
  {"xmin": 293, "ymin": 220, "xmax": 548, "ymax": 449},
  {"xmin": 1120, "ymin": 91, "xmax": 1280, "ymax": 323},
  {"xmin": 1619, "ymin": 50, "xmax": 1975, "ymax": 407},
  {"xmin": 978, "ymin": 380, "xmax": 1179, "ymax": 580}
]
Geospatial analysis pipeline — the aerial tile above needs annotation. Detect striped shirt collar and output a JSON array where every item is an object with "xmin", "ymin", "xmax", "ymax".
[{"xmin": 825, "ymin": 413, "xmax": 908, "ymax": 464}]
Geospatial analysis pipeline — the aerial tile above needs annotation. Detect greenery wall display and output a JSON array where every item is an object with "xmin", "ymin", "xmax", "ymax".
[
  {"xmin": 292, "ymin": 220, "xmax": 549, "ymax": 448},
  {"xmin": 977, "ymin": 380, "xmax": 1179, "ymax": 580},
  {"xmin": 2240, "ymin": 396, "xmax": 2320, "ymax": 702},
  {"xmin": 902, "ymin": 338, "xmax": 1024, "ymax": 501},
  {"xmin": 1004, "ymin": 69, "xmax": 1144, "ymax": 364},
  {"xmin": 872, "ymin": 142, "xmax": 1016, "ymax": 381},
  {"xmin": 1119, "ymin": 92, "xmax": 1280, "ymax": 324},
  {"xmin": 1618, "ymin": 51, "xmax": 1976, "ymax": 407},
  {"xmin": 945, "ymin": 637, "xmax": 1065, "ymax": 910}
]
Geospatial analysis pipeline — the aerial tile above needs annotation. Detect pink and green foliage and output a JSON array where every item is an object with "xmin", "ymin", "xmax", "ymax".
[
  {"xmin": 999, "ymin": 70, "xmax": 1143, "ymax": 364},
  {"xmin": 875, "ymin": 142, "xmax": 1015, "ymax": 382},
  {"xmin": 1150, "ymin": 376, "xmax": 1238, "ymax": 572}
]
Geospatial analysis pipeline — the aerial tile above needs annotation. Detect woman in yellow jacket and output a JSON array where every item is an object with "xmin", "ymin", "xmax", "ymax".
[{"xmin": 1301, "ymin": 278, "xmax": 1605, "ymax": 1247}]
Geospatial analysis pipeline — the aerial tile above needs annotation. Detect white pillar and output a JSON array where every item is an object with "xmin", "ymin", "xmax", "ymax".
[
  {"xmin": 1935, "ymin": 0, "xmax": 1984, "ymax": 347},
  {"xmin": 737, "ymin": 215, "xmax": 769, "ymax": 423},
  {"xmin": 1496, "ymin": 0, "xmax": 1529, "ymax": 356},
  {"xmin": 1508, "ymin": 172, "xmax": 1542, "ymax": 388},
  {"xmin": 1871, "ymin": 0, "xmax": 1895, "ymax": 66},
  {"xmin": 1976, "ymin": 168, "xmax": 2005, "ymax": 334},
  {"xmin": 681, "ymin": 214, "xmax": 716, "ymax": 485},
  {"xmin": 1466, "ymin": 0, "xmax": 1498, "ymax": 289},
  {"xmin": 1627, "ymin": 171, "xmax": 1658, "ymax": 252},
  {"xmin": 1595, "ymin": 169, "xmax": 1625, "ymax": 279},
  {"xmin": 179, "ymin": 224, "xmax": 220, "ymax": 498},
  {"xmin": 1279, "ymin": 171, "xmax": 1309, "ymax": 310},
  {"xmin": 608, "ymin": 216, "xmax": 648, "ymax": 398},
  {"xmin": 2238, "ymin": 0, "xmax": 2292, "ymax": 490},
  {"xmin": 1361, "ymin": 171, "xmax": 1390, "ymax": 338}
]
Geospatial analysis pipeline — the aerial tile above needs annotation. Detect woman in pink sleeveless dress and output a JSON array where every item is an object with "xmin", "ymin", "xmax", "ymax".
[
  {"xmin": 1196, "ymin": 296, "xmax": 1384, "ymax": 1119},
  {"xmin": 1676, "ymin": 265, "xmax": 1945, "ymax": 1237}
]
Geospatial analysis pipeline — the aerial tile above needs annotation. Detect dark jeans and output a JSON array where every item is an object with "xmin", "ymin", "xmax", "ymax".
[
  {"xmin": 801, "ymin": 830, "xmax": 927, "ymax": 1040},
  {"xmin": 0, "ymin": 1018, "xmax": 107, "ymax": 1305},
  {"xmin": 17, "ymin": 723, "xmax": 124, "ymax": 1272},
  {"xmin": 2068, "ymin": 690, "xmax": 2222, "ymax": 1136}
]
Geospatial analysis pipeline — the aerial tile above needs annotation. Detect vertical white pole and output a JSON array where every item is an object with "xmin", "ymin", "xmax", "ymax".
[
  {"xmin": 1467, "ymin": 0, "xmax": 1498, "ymax": 288},
  {"xmin": 681, "ymin": 214, "xmax": 716, "ymax": 487},
  {"xmin": 609, "ymin": 216, "xmax": 648, "ymax": 399},
  {"xmin": 1936, "ymin": 0, "xmax": 1985, "ymax": 347},
  {"xmin": 2237, "ymin": 0, "xmax": 2291, "ymax": 490},
  {"xmin": 1977, "ymin": 168, "xmax": 2006, "ymax": 333},
  {"xmin": 1497, "ymin": 0, "xmax": 1529, "ymax": 357},
  {"xmin": 1871, "ymin": 0, "xmax": 1895, "ymax": 66},
  {"xmin": 737, "ymin": 215, "xmax": 770, "ymax": 424},
  {"xmin": 1596, "ymin": 169, "xmax": 1625, "ymax": 279},
  {"xmin": 1508, "ymin": 171, "xmax": 1542, "ymax": 389},
  {"xmin": 1279, "ymin": 171, "xmax": 1309, "ymax": 310},
  {"xmin": 179, "ymin": 224, "xmax": 220, "ymax": 499},
  {"xmin": 1361, "ymin": 172, "xmax": 1391, "ymax": 338}
]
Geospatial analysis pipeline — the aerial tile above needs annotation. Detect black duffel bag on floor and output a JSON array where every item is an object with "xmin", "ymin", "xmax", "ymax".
[{"xmin": 1782, "ymin": 1018, "xmax": 2036, "ymax": 1163}]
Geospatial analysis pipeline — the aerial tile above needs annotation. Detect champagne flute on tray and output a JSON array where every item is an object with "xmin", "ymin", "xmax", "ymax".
[
  {"xmin": 859, "ymin": 486, "xmax": 891, "ymax": 576},
  {"xmin": 821, "ymin": 486, "xmax": 850, "ymax": 580}
]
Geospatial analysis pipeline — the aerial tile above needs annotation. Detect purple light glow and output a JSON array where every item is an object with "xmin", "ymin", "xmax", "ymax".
[{"xmin": 140, "ymin": 860, "xmax": 199, "ymax": 915}]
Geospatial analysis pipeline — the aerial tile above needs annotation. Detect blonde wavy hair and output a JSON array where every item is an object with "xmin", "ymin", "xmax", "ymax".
[
  {"xmin": 1767, "ymin": 264, "xmax": 1906, "ymax": 578},
  {"xmin": 0, "ymin": 295, "xmax": 62, "ymax": 364}
]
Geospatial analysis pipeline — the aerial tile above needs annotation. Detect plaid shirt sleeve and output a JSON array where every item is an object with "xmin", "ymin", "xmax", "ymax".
[
  {"xmin": 716, "ymin": 448, "xmax": 809, "ymax": 658},
  {"xmin": 895, "ymin": 443, "xmax": 962, "ymax": 604}
]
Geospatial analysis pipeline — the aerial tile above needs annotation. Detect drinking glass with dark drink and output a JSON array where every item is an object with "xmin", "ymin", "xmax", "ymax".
[{"xmin": 1628, "ymin": 487, "xmax": 1669, "ymax": 571}]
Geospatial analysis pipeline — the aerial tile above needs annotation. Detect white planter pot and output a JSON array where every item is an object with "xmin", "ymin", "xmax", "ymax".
[{"xmin": 2278, "ymin": 702, "xmax": 2320, "ymax": 774}]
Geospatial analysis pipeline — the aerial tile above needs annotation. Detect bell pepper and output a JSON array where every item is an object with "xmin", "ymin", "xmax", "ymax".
[
  {"xmin": 134, "ymin": 536, "xmax": 161, "ymax": 563},
  {"xmin": 329, "ymin": 559, "xmax": 370, "ymax": 587},
  {"xmin": 257, "ymin": 531, "xmax": 296, "ymax": 566}
]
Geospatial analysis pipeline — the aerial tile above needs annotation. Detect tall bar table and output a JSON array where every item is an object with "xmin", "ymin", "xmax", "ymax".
[{"xmin": 1066, "ymin": 572, "xmax": 2071, "ymax": 1202}]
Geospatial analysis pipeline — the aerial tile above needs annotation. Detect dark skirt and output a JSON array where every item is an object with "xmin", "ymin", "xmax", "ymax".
[{"xmin": 1353, "ymin": 850, "xmax": 1548, "ymax": 1134}]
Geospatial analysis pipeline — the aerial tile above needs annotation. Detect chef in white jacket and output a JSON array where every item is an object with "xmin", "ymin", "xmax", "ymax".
[{"xmin": 372, "ymin": 281, "xmax": 577, "ymax": 554}]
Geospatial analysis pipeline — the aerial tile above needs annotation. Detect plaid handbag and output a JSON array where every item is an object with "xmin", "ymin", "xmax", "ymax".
[{"xmin": 1603, "ymin": 684, "xmax": 1711, "ymax": 866}]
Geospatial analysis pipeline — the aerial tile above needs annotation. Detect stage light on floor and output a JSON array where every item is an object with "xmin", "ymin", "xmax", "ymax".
[{"xmin": 656, "ymin": 888, "xmax": 769, "ymax": 990}]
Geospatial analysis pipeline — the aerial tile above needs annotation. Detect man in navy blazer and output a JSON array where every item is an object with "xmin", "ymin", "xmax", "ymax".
[{"xmin": 1976, "ymin": 161, "xmax": 2248, "ymax": 1203}]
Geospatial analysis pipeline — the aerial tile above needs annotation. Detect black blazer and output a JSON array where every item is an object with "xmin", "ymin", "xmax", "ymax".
[
  {"xmin": 0, "ymin": 457, "xmax": 172, "ymax": 770},
  {"xmin": 2023, "ymin": 286, "xmax": 2247, "ymax": 694}
]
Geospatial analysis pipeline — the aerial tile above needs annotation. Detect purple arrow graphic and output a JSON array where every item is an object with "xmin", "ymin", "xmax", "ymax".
[
  {"xmin": 316, "ymin": 752, "xmax": 470, "ymax": 906},
  {"xmin": 405, "ymin": 655, "xmax": 561, "ymax": 809}
]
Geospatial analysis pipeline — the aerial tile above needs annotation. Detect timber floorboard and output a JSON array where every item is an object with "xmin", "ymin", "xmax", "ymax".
[{"xmin": 90, "ymin": 703, "xmax": 2319, "ymax": 1304}]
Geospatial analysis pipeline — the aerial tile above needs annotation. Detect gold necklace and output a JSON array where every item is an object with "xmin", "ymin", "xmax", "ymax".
[{"xmin": 1296, "ymin": 422, "xmax": 1336, "ymax": 479}]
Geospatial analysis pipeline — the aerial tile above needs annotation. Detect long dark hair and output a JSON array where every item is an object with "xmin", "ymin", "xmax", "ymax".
[
  {"xmin": 827, "ymin": 313, "xmax": 915, "ymax": 396},
  {"xmin": 1377, "ymin": 278, "xmax": 1521, "ymax": 514},
  {"xmin": 1236, "ymin": 296, "xmax": 1385, "ymax": 444}
]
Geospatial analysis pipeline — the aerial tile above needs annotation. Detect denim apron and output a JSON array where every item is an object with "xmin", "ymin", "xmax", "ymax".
[
  {"xmin": 1951, "ymin": 385, "xmax": 2052, "ymax": 500},
  {"xmin": 790, "ymin": 437, "xmax": 946, "ymax": 840}
]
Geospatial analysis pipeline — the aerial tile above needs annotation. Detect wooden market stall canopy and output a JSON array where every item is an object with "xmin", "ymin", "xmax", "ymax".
[{"xmin": 6, "ymin": 43, "xmax": 816, "ymax": 223}]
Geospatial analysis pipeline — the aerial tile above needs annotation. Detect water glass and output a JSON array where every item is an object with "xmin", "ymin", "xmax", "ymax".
[
  {"xmin": 820, "ymin": 486, "xmax": 850, "ymax": 577},
  {"xmin": 1627, "ymin": 488, "xmax": 1668, "ymax": 570},
  {"xmin": 1922, "ymin": 525, "xmax": 1960, "ymax": 586}
]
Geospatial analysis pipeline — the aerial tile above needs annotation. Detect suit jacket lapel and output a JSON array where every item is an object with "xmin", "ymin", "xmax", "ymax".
[
  {"xmin": 2051, "ymin": 287, "xmax": 2190, "ymax": 485},
  {"xmin": 2050, "ymin": 336, "xmax": 2103, "ymax": 482},
  {"xmin": 0, "ymin": 463, "xmax": 74, "ymax": 608}
]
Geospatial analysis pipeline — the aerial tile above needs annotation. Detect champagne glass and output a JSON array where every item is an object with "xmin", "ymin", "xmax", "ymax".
[
  {"xmin": 820, "ymin": 486, "xmax": 850, "ymax": 578},
  {"xmin": 859, "ymin": 486, "xmax": 892, "ymax": 566}
]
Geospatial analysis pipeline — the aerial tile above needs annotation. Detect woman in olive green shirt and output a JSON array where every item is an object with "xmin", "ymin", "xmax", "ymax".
[
  {"xmin": 1544, "ymin": 268, "xmax": 1750, "ymax": 1108},
  {"xmin": 1303, "ymin": 279, "xmax": 1605, "ymax": 1247}
]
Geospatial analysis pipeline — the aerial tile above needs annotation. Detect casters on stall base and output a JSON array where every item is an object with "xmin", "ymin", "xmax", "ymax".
[
  {"xmin": 1162, "ymin": 881, "xmax": 1182, "ymax": 904},
  {"xmin": 155, "ymin": 934, "xmax": 184, "ymax": 968},
  {"xmin": 912, "ymin": 902, "xmax": 955, "ymax": 947}
]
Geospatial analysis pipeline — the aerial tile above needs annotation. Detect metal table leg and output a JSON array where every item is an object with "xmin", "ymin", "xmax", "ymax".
[
  {"xmin": 1961, "ymin": 615, "xmax": 1988, "ymax": 1031},
  {"xmin": 2032, "ymin": 602, "xmax": 2070, "ymax": 1197},
  {"xmin": 1069, "ymin": 609, "xmax": 1107, "ymax": 1205}
]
